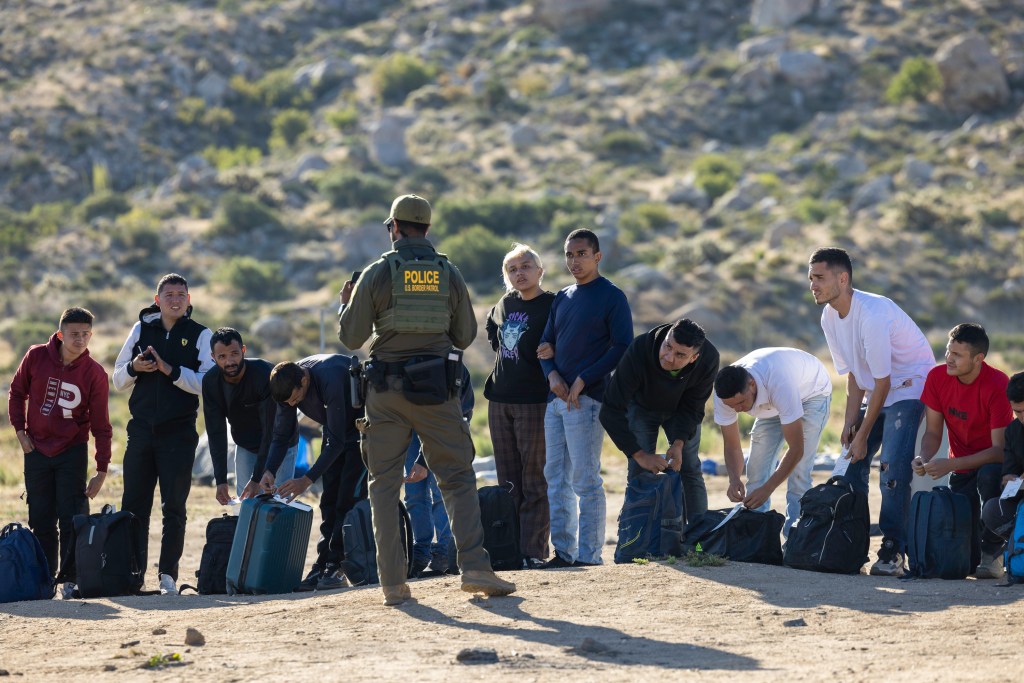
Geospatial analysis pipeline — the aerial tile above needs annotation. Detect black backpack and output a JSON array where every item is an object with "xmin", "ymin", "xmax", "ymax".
[
  {"xmin": 71, "ymin": 505, "xmax": 146, "ymax": 598},
  {"xmin": 906, "ymin": 486, "xmax": 972, "ymax": 580},
  {"xmin": 341, "ymin": 499, "xmax": 413, "ymax": 585},
  {"xmin": 194, "ymin": 514, "xmax": 238, "ymax": 594},
  {"xmin": 784, "ymin": 476, "xmax": 870, "ymax": 574},
  {"xmin": 478, "ymin": 483, "xmax": 524, "ymax": 571},
  {"xmin": 682, "ymin": 506, "xmax": 784, "ymax": 565}
]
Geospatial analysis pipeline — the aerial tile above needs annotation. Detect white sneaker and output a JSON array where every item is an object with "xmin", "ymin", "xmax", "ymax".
[
  {"xmin": 975, "ymin": 551, "xmax": 1004, "ymax": 579},
  {"xmin": 158, "ymin": 573, "xmax": 177, "ymax": 595},
  {"xmin": 61, "ymin": 582, "xmax": 77, "ymax": 600}
]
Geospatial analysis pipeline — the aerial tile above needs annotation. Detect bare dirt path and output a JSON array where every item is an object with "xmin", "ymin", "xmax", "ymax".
[{"xmin": 1, "ymin": 469, "xmax": 1019, "ymax": 681}]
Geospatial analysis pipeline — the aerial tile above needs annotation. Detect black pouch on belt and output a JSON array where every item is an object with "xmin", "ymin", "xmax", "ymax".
[{"xmin": 402, "ymin": 357, "xmax": 448, "ymax": 405}]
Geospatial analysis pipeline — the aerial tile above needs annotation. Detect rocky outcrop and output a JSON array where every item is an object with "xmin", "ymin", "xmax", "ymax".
[{"xmin": 935, "ymin": 34, "xmax": 1010, "ymax": 115}]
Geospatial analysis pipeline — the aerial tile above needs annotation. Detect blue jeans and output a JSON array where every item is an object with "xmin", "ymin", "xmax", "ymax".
[
  {"xmin": 235, "ymin": 444, "xmax": 296, "ymax": 499},
  {"xmin": 744, "ymin": 394, "xmax": 830, "ymax": 537},
  {"xmin": 623, "ymin": 401, "xmax": 707, "ymax": 523},
  {"xmin": 403, "ymin": 433, "xmax": 451, "ymax": 567},
  {"xmin": 845, "ymin": 398, "xmax": 925, "ymax": 552},
  {"xmin": 544, "ymin": 396, "xmax": 606, "ymax": 565}
]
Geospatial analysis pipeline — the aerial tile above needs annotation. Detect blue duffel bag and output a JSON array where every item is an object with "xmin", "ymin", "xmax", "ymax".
[
  {"xmin": 614, "ymin": 470, "xmax": 684, "ymax": 563},
  {"xmin": 0, "ymin": 522, "xmax": 54, "ymax": 603}
]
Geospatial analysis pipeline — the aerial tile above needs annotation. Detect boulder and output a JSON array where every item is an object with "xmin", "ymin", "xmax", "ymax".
[
  {"xmin": 737, "ymin": 35, "xmax": 788, "ymax": 63},
  {"xmin": 849, "ymin": 175, "xmax": 893, "ymax": 213},
  {"xmin": 714, "ymin": 177, "xmax": 769, "ymax": 213},
  {"xmin": 284, "ymin": 153, "xmax": 330, "ymax": 183},
  {"xmin": 195, "ymin": 72, "xmax": 229, "ymax": 106},
  {"xmin": 900, "ymin": 157, "xmax": 934, "ymax": 187},
  {"xmin": 766, "ymin": 219, "xmax": 803, "ymax": 248},
  {"xmin": 368, "ymin": 110, "xmax": 415, "ymax": 167},
  {"xmin": 154, "ymin": 155, "xmax": 216, "ymax": 197},
  {"xmin": 666, "ymin": 179, "xmax": 711, "ymax": 212},
  {"xmin": 732, "ymin": 61, "xmax": 775, "ymax": 104},
  {"xmin": 776, "ymin": 51, "xmax": 829, "ymax": 90},
  {"xmin": 935, "ymin": 33, "xmax": 1010, "ymax": 115},
  {"xmin": 508, "ymin": 122, "xmax": 540, "ymax": 151},
  {"xmin": 292, "ymin": 58, "xmax": 353, "ymax": 93},
  {"xmin": 534, "ymin": 0, "xmax": 612, "ymax": 30},
  {"xmin": 251, "ymin": 315, "xmax": 292, "ymax": 349},
  {"xmin": 617, "ymin": 264, "xmax": 673, "ymax": 291},
  {"xmin": 829, "ymin": 153, "xmax": 867, "ymax": 180},
  {"xmin": 750, "ymin": 0, "xmax": 815, "ymax": 30}
]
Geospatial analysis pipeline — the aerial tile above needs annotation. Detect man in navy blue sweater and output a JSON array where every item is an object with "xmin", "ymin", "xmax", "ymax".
[{"xmin": 537, "ymin": 228, "xmax": 633, "ymax": 568}]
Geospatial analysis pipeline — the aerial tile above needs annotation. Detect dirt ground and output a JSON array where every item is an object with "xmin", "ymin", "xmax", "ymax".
[{"xmin": 1, "ymin": 462, "xmax": 1019, "ymax": 682}]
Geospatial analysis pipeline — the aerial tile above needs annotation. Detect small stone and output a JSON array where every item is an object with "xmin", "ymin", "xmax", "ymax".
[
  {"xmin": 0, "ymin": 670, "xmax": 8, "ymax": 677},
  {"xmin": 456, "ymin": 647, "xmax": 499, "ymax": 664},
  {"xmin": 578, "ymin": 637, "xmax": 612, "ymax": 654},
  {"xmin": 184, "ymin": 628, "xmax": 206, "ymax": 646},
  {"xmin": 103, "ymin": 665, "xmax": 116, "ymax": 672},
  {"xmin": 120, "ymin": 640, "xmax": 140, "ymax": 648},
  {"xmin": 152, "ymin": 628, "xmax": 167, "ymax": 636},
  {"xmin": 783, "ymin": 618, "xmax": 808, "ymax": 627}
]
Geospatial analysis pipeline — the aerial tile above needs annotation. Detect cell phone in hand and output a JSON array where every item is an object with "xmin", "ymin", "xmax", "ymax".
[
  {"xmin": 350, "ymin": 271, "xmax": 362, "ymax": 284},
  {"xmin": 142, "ymin": 350, "xmax": 154, "ymax": 361}
]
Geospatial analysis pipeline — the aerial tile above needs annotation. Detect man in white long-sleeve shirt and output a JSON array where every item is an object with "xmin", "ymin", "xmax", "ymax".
[{"xmin": 112, "ymin": 274, "xmax": 214, "ymax": 595}]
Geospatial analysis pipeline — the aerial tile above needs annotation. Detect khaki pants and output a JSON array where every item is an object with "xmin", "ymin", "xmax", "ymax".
[{"xmin": 363, "ymin": 376, "xmax": 490, "ymax": 586}]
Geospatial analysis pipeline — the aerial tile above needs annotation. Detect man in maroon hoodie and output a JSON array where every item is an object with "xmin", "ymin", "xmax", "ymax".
[{"xmin": 8, "ymin": 307, "xmax": 112, "ymax": 590}]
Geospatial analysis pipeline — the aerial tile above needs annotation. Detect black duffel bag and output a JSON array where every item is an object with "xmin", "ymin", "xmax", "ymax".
[{"xmin": 682, "ymin": 505, "xmax": 784, "ymax": 565}]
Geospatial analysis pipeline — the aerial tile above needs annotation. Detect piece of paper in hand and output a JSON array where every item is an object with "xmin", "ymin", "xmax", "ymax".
[
  {"xmin": 832, "ymin": 447, "xmax": 851, "ymax": 477},
  {"xmin": 272, "ymin": 494, "xmax": 313, "ymax": 512},
  {"xmin": 710, "ymin": 503, "xmax": 745, "ymax": 533},
  {"xmin": 226, "ymin": 498, "xmax": 241, "ymax": 506},
  {"xmin": 1001, "ymin": 478, "xmax": 1022, "ymax": 500}
]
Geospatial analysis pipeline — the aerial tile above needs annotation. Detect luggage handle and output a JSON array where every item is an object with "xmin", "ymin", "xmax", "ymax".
[
  {"xmin": 825, "ymin": 476, "xmax": 855, "ymax": 492},
  {"xmin": 931, "ymin": 486, "xmax": 959, "ymax": 539},
  {"xmin": 0, "ymin": 522, "xmax": 23, "ymax": 538}
]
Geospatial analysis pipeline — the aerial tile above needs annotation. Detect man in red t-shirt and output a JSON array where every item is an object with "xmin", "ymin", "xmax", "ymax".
[{"xmin": 913, "ymin": 323, "xmax": 1013, "ymax": 578}]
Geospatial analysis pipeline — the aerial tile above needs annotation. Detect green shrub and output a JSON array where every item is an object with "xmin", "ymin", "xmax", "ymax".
[
  {"xmin": 886, "ymin": 57, "xmax": 943, "ymax": 104},
  {"xmin": 215, "ymin": 256, "xmax": 289, "ymax": 299},
  {"xmin": 202, "ymin": 106, "xmax": 236, "ymax": 132},
  {"xmin": 596, "ymin": 130, "xmax": 651, "ymax": 158},
  {"xmin": 433, "ymin": 195, "xmax": 583, "ymax": 240},
  {"xmin": 794, "ymin": 197, "xmax": 842, "ymax": 223},
  {"xmin": 270, "ymin": 109, "xmax": 311, "ymax": 148},
  {"xmin": 3, "ymin": 319, "xmax": 55, "ymax": 356},
  {"xmin": 210, "ymin": 192, "xmax": 282, "ymax": 237},
  {"xmin": 111, "ymin": 207, "xmax": 162, "ymax": 250},
  {"xmin": 437, "ymin": 225, "xmax": 509, "ymax": 285},
  {"xmin": 406, "ymin": 165, "xmax": 451, "ymax": 198},
  {"xmin": 176, "ymin": 97, "xmax": 207, "ymax": 125},
  {"xmin": 202, "ymin": 145, "xmax": 263, "ymax": 171},
  {"xmin": 230, "ymin": 70, "xmax": 311, "ymax": 109},
  {"xmin": 326, "ymin": 106, "xmax": 359, "ymax": 132},
  {"xmin": 372, "ymin": 54, "xmax": 434, "ymax": 106},
  {"xmin": 618, "ymin": 202, "xmax": 674, "ymax": 244},
  {"xmin": 0, "ymin": 203, "xmax": 67, "ymax": 254},
  {"xmin": 692, "ymin": 154, "xmax": 741, "ymax": 201},
  {"xmin": 317, "ymin": 170, "xmax": 393, "ymax": 209},
  {"xmin": 78, "ymin": 191, "xmax": 132, "ymax": 223}
]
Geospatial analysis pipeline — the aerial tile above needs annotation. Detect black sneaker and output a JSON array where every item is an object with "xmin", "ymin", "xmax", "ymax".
[
  {"xmin": 295, "ymin": 565, "xmax": 323, "ymax": 592},
  {"xmin": 537, "ymin": 554, "xmax": 574, "ymax": 569},
  {"xmin": 409, "ymin": 560, "xmax": 430, "ymax": 579},
  {"xmin": 316, "ymin": 566, "xmax": 351, "ymax": 591},
  {"xmin": 870, "ymin": 538, "xmax": 905, "ymax": 577}
]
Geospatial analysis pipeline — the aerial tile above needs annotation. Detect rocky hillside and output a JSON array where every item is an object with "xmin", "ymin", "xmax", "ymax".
[{"xmin": 2, "ymin": 0, "xmax": 1024, "ymax": 374}]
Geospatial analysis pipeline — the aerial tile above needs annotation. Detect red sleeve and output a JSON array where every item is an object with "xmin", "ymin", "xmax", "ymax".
[
  {"xmin": 920, "ymin": 367, "xmax": 943, "ymax": 414},
  {"xmin": 988, "ymin": 372, "xmax": 1013, "ymax": 431},
  {"xmin": 7, "ymin": 350, "xmax": 34, "ymax": 432},
  {"xmin": 88, "ymin": 362, "xmax": 113, "ymax": 472}
]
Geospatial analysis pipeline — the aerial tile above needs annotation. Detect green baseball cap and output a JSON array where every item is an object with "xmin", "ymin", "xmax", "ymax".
[{"xmin": 385, "ymin": 194, "xmax": 431, "ymax": 225}]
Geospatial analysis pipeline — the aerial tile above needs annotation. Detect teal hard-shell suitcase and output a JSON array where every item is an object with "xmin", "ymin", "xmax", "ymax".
[{"xmin": 225, "ymin": 495, "xmax": 312, "ymax": 595}]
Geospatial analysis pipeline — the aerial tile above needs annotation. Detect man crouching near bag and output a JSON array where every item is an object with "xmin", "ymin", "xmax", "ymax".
[{"xmin": 337, "ymin": 193, "xmax": 516, "ymax": 606}]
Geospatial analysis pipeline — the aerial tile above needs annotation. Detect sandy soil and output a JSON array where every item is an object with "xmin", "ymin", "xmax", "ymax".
[{"xmin": 1, "ymin": 465, "xmax": 1019, "ymax": 682}]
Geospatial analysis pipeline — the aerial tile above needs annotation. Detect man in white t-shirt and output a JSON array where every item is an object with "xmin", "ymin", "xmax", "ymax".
[
  {"xmin": 808, "ymin": 247, "xmax": 935, "ymax": 577},
  {"xmin": 714, "ymin": 348, "xmax": 832, "ymax": 536}
]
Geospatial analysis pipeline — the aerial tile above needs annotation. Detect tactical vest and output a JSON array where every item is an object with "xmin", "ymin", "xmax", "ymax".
[{"xmin": 374, "ymin": 249, "xmax": 452, "ymax": 334}]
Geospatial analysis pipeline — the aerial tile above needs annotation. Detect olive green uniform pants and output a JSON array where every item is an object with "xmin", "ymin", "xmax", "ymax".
[{"xmin": 363, "ymin": 376, "xmax": 491, "ymax": 586}]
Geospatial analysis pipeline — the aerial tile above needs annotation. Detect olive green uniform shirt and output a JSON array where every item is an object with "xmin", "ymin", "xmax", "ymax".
[{"xmin": 337, "ymin": 236, "xmax": 477, "ymax": 361}]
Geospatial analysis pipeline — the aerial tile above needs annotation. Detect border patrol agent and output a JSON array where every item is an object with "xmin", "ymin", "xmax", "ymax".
[{"xmin": 338, "ymin": 194, "xmax": 516, "ymax": 606}]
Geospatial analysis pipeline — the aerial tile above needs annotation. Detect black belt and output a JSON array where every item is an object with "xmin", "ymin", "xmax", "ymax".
[{"xmin": 374, "ymin": 357, "xmax": 441, "ymax": 375}]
